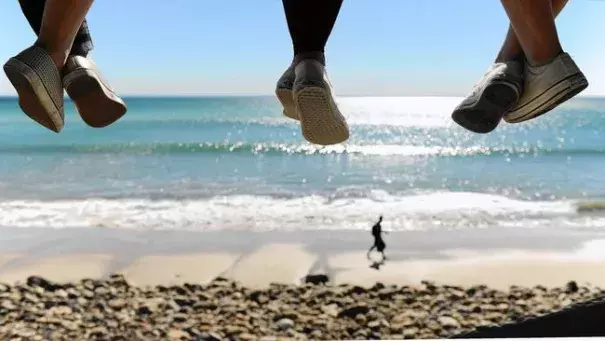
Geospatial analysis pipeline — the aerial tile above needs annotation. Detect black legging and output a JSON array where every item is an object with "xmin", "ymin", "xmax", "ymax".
[
  {"xmin": 18, "ymin": 0, "xmax": 93, "ymax": 57},
  {"xmin": 282, "ymin": 0, "xmax": 343, "ymax": 58},
  {"xmin": 19, "ymin": 0, "xmax": 339, "ymax": 61}
]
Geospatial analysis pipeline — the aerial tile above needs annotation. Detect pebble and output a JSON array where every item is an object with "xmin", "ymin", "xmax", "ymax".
[
  {"xmin": 275, "ymin": 318, "xmax": 294, "ymax": 331},
  {"xmin": 0, "ymin": 275, "xmax": 600, "ymax": 340}
]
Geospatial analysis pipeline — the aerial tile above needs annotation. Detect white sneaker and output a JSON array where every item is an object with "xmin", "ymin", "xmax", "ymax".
[{"xmin": 505, "ymin": 52, "xmax": 588, "ymax": 123}]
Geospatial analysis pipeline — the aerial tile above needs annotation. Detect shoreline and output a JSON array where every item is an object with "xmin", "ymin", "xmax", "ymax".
[{"xmin": 0, "ymin": 227, "xmax": 604, "ymax": 289}]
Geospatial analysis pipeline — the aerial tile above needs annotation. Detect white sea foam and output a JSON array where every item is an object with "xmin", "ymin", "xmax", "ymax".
[{"xmin": 0, "ymin": 191, "xmax": 595, "ymax": 231}]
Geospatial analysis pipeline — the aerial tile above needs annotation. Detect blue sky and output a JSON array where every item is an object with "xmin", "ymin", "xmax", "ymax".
[{"xmin": 0, "ymin": 0, "xmax": 604, "ymax": 96}]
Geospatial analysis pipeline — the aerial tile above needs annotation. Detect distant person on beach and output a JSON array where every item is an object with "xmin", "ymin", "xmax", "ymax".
[
  {"xmin": 275, "ymin": 0, "xmax": 349, "ymax": 146},
  {"xmin": 367, "ymin": 216, "xmax": 388, "ymax": 261},
  {"xmin": 4, "ymin": 0, "xmax": 126, "ymax": 133},
  {"xmin": 451, "ymin": 0, "xmax": 587, "ymax": 134}
]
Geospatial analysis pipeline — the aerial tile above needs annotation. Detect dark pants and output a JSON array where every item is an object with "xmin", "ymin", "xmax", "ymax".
[
  {"xmin": 282, "ymin": 0, "xmax": 343, "ymax": 56},
  {"xmin": 18, "ymin": 0, "xmax": 93, "ymax": 57}
]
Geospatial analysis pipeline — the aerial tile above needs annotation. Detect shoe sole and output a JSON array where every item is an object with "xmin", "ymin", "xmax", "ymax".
[
  {"xmin": 505, "ymin": 73, "xmax": 588, "ymax": 124},
  {"xmin": 451, "ymin": 81, "xmax": 519, "ymax": 134},
  {"xmin": 3, "ymin": 58, "xmax": 63, "ymax": 133},
  {"xmin": 275, "ymin": 88, "xmax": 298, "ymax": 120},
  {"xmin": 294, "ymin": 86, "xmax": 349, "ymax": 145},
  {"xmin": 64, "ymin": 69, "xmax": 127, "ymax": 128}
]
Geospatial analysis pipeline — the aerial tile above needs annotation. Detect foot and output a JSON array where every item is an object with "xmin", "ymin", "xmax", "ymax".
[
  {"xmin": 451, "ymin": 61, "xmax": 523, "ymax": 133},
  {"xmin": 3, "ymin": 45, "xmax": 64, "ymax": 132},
  {"xmin": 275, "ymin": 66, "xmax": 298, "ymax": 120},
  {"xmin": 292, "ymin": 59, "xmax": 349, "ymax": 145},
  {"xmin": 62, "ymin": 55, "xmax": 127, "ymax": 128},
  {"xmin": 504, "ymin": 52, "xmax": 588, "ymax": 124}
]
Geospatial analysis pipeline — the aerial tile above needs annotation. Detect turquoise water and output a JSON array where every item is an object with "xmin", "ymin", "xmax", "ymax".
[{"xmin": 0, "ymin": 95, "xmax": 604, "ymax": 231}]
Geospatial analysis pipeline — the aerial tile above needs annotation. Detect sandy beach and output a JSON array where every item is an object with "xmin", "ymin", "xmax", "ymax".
[
  {"xmin": 0, "ymin": 227, "xmax": 604, "ymax": 339},
  {"xmin": 1, "ymin": 227, "xmax": 604, "ymax": 288}
]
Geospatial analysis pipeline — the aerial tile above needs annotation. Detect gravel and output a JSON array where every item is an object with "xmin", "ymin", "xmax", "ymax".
[{"xmin": 0, "ymin": 274, "xmax": 602, "ymax": 340}]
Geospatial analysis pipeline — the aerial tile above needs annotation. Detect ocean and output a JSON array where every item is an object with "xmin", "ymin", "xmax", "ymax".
[{"xmin": 0, "ymin": 95, "xmax": 604, "ymax": 232}]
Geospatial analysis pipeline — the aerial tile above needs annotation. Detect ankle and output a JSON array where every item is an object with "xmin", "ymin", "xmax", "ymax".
[
  {"xmin": 293, "ymin": 52, "xmax": 326, "ymax": 67},
  {"xmin": 527, "ymin": 47, "xmax": 564, "ymax": 67},
  {"xmin": 495, "ymin": 51, "xmax": 525, "ymax": 64}
]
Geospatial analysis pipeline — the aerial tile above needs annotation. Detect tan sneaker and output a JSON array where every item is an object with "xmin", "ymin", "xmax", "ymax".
[
  {"xmin": 3, "ymin": 45, "xmax": 65, "ymax": 133},
  {"xmin": 292, "ymin": 59, "xmax": 349, "ymax": 145},
  {"xmin": 504, "ymin": 52, "xmax": 588, "ymax": 124},
  {"xmin": 275, "ymin": 66, "xmax": 298, "ymax": 120},
  {"xmin": 62, "ymin": 55, "xmax": 127, "ymax": 128}
]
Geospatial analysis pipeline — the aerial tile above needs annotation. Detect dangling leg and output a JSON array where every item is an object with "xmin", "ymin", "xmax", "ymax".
[
  {"xmin": 18, "ymin": 0, "xmax": 94, "ymax": 58},
  {"xmin": 4, "ymin": 0, "xmax": 95, "ymax": 132},
  {"xmin": 18, "ymin": 0, "xmax": 127, "ymax": 129},
  {"xmin": 495, "ymin": 0, "xmax": 569, "ymax": 63},
  {"xmin": 501, "ymin": 0, "xmax": 587, "ymax": 123},
  {"xmin": 276, "ymin": 0, "xmax": 349, "ymax": 145},
  {"xmin": 451, "ymin": 0, "xmax": 579, "ymax": 133}
]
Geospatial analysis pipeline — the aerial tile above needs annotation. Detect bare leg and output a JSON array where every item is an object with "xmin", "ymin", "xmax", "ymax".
[
  {"xmin": 499, "ymin": 0, "xmax": 562, "ymax": 66},
  {"xmin": 19, "ymin": 0, "xmax": 93, "ymax": 57},
  {"xmin": 3, "ymin": 0, "xmax": 97, "ymax": 132},
  {"xmin": 451, "ymin": 0, "xmax": 581, "ymax": 132},
  {"xmin": 500, "ymin": 0, "xmax": 587, "ymax": 124},
  {"xmin": 34, "ymin": 0, "xmax": 126, "ymax": 128},
  {"xmin": 496, "ymin": 0, "xmax": 569, "ymax": 63},
  {"xmin": 36, "ymin": 0, "xmax": 95, "ymax": 70}
]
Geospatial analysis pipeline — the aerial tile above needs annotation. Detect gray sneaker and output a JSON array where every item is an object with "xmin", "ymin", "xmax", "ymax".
[
  {"xmin": 293, "ymin": 59, "xmax": 349, "ymax": 145},
  {"xmin": 63, "ymin": 55, "xmax": 127, "ymax": 128},
  {"xmin": 504, "ymin": 52, "xmax": 588, "ymax": 124},
  {"xmin": 451, "ymin": 61, "xmax": 523, "ymax": 133},
  {"xmin": 275, "ymin": 66, "xmax": 298, "ymax": 120}
]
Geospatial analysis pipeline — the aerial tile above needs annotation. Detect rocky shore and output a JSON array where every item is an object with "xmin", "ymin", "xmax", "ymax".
[{"xmin": 0, "ymin": 275, "xmax": 603, "ymax": 340}]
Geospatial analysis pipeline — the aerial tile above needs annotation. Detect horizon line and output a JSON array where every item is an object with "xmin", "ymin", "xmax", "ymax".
[{"xmin": 0, "ymin": 94, "xmax": 603, "ymax": 99}]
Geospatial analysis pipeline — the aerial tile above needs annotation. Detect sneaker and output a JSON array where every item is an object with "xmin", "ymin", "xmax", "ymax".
[
  {"xmin": 62, "ymin": 55, "xmax": 127, "ymax": 128},
  {"xmin": 275, "ymin": 66, "xmax": 298, "ymax": 120},
  {"xmin": 4, "ymin": 45, "xmax": 65, "ymax": 132},
  {"xmin": 292, "ymin": 59, "xmax": 349, "ymax": 145},
  {"xmin": 451, "ymin": 61, "xmax": 523, "ymax": 133},
  {"xmin": 504, "ymin": 52, "xmax": 588, "ymax": 124}
]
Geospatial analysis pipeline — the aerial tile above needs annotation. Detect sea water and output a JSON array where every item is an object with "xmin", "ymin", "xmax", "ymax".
[{"xmin": 0, "ymin": 96, "xmax": 603, "ymax": 232}]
